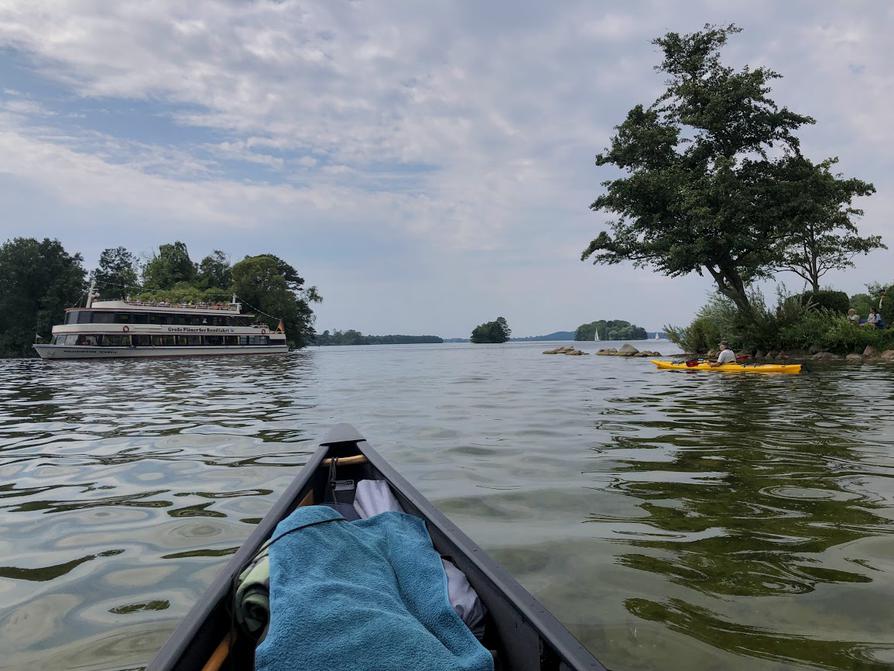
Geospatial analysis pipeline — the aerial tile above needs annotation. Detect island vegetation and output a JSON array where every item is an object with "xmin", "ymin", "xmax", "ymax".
[
  {"xmin": 0, "ymin": 237, "xmax": 321, "ymax": 356},
  {"xmin": 470, "ymin": 317, "xmax": 511, "ymax": 344},
  {"xmin": 575, "ymin": 320, "xmax": 647, "ymax": 341},
  {"xmin": 582, "ymin": 24, "xmax": 887, "ymax": 358},
  {"xmin": 314, "ymin": 330, "xmax": 443, "ymax": 346}
]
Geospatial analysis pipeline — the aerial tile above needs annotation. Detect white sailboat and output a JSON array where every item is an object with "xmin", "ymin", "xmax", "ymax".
[{"xmin": 594, "ymin": 327, "xmax": 600, "ymax": 342}]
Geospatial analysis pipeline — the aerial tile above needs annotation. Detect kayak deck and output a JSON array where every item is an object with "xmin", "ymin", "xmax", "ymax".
[
  {"xmin": 651, "ymin": 359, "xmax": 802, "ymax": 374},
  {"xmin": 149, "ymin": 424, "xmax": 605, "ymax": 671}
]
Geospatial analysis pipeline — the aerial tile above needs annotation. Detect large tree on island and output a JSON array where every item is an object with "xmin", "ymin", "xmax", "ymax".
[
  {"xmin": 0, "ymin": 238, "xmax": 86, "ymax": 356},
  {"xmin": 581, "ymin": 24, "xmax": 876, "ymax": 318},
  {"xmin": 774, "ymin": 157, "xmax": 880, "ymax": 292},
  {"xmin": 470, "ymin": 317, "xmax": 511, "ymax": 343},
  {"xmin": 196, "ymin": 250, "xmax": 232, "ymax": 291},
  {"xmin": 231, "ymin": 254, "xmax": 322, "ymax": 348},
  {"xmin": 143, "ymin": 241, "xmax": 197, "ymax": 290},
  {"xmin": 93, "ymin": 246, "xmax": 141, "ymax": 299}
]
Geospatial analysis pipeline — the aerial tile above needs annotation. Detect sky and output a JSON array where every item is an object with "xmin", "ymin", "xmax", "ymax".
[{"xmin": 0, "ymin": 1, "xmax": 892, "ymax": 337}]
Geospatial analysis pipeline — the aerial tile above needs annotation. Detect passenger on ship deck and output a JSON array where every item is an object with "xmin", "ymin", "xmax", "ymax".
[
  {"xmin": 866, "ymin": 308, "xmax": 882, "ymax": 328},
  {"xmin": 713, "ymin": 341, "xmax": 736, "ymax": 366},
  {"xmin": 847, "ymin": 308, "xmax": 861, "ymax": 325}
]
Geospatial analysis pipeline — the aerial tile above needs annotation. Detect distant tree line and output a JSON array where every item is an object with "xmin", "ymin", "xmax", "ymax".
[
  {"xmin": 470, "ymin": 317, "xmax": 511, "ymax": 343},
  {"xmin": 314, "ymin": 330, "xmax": 443, "ymax": 346},
  {"xmin": 575, "ymin": 320, "xmax": 647, "ymax": 341},
  {"xmin": 0, "ymin": 237, "xmax": 321, "ymax": 357}
]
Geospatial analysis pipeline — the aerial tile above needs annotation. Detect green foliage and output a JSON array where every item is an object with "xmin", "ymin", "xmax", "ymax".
[
  {"xmin": 798, "ymin": 290, "xmax": 850, "ymax": 315},
  {"xmin": 867, "ymin": 282, "xmax": 894, "ymax": 326},
  {"xmin": 575, "ymin": 319, "xmax": 647, "ymax": 340},
  {"xmin": 470, "ymin": 317, "xmax": 511, "ymax": 343},
  {"xmin": 665, "ymin": 294, "xmax": 740, "ymax": 353},
  {"xmin": 195, "ymin": 250, "xmax": 232, "ymax": 290},
  {"xmin": 0, "ymin": 238, "xmax": 86, "ymax": 356},
  {"xmin": 142, "ymin": 241, "xmax": 197, "ymax": 290},
  {"xmin": 231, "ymin": 254, "xmax": 321, "ymax": 348},
  {"xmin": 93, "ymin": 247, "xmax": 140, "ymax": 299},
  {"xmin": 135, "ymin": 285, "xmax": 231, "ymax": 305},
  {"xmin": 776, "ymin": 157, "xmax": 880, "ymax": 291},
  {"xmin": 314, "ymin": 330, "xmax": 443, "ymax": 346},
  {"xmin": 670, "ymin": 287, "xmax": 894, "ymax": 355},
  {"xmin": 581, "ymin": 24, "xmax": 876, "ymax": 322},
  {"xmin": 850, "ymin": 293, "xmax": 875, "ymax": 318}
]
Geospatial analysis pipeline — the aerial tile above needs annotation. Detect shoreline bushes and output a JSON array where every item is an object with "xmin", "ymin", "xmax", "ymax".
[{"xmin": 668, "ymin": 287, "xmax": 894, "ymax": 355}]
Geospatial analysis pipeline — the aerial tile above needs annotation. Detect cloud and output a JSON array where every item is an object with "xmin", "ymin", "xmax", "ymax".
[{"xmin": 0, "ymin": 1, "xmax": 891, "ymax": 333}]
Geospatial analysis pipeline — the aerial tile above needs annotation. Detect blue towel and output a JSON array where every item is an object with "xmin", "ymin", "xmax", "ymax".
[{"xmin": 255, "ymin": 506, "xmax": 494, "ymax": 671}]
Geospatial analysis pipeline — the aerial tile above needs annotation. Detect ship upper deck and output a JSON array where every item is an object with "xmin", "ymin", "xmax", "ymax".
[{"xmin": 66, "ymin": 300, "xmax": 250, "ymax": 316}]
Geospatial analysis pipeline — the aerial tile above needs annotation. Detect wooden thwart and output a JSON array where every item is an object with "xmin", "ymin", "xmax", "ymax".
[
  {"xmin": 322, "ymin": 455, "xmax": 367, "ymax": 466},
  {"xmin": 200, "ymin": 633, "xmax": 232, "ymax": 671}
]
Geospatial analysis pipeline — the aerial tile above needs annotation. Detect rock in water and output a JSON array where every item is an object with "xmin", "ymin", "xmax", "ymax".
[{"xmin": 618, "ymin": 343, "xmax": 639, "ymax": 356}]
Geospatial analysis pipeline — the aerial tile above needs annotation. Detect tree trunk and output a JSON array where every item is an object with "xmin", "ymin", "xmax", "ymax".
[{"xmin": 706, "ymin": 265, "xmax": 754, "ymax": 320}]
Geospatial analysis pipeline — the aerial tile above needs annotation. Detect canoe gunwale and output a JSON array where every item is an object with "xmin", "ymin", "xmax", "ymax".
[{"xmin": 148, "ymin": 424, "xmax": 606, "ymax": 671}]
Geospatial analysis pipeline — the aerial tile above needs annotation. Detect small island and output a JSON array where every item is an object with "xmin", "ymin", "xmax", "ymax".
[
  {"xmin": 470, "ymin": 317, "xmax": 511, "ymax": 343},
  {"xmin": 575, "ymin": 320, "xmax": 647, "ymax": 341}
]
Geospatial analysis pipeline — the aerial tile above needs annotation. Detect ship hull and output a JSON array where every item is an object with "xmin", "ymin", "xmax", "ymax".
[{"xmin": 33, "ymin": 344, "xmax": 289, "ymax": 359}]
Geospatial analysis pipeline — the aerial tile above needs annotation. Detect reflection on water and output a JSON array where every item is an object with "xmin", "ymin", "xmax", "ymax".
[{"xmin": 1, "ymin": 343, "xmax": 893, "ymax": 671}]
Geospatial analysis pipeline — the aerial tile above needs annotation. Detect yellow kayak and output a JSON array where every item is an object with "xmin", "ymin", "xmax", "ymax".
[{"xmin": 651, "ymin": 359, "xmax": 802, "ymax": 374}]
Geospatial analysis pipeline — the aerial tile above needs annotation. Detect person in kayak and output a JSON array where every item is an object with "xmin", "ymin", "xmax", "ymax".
[{"xmin": 712, "ymin": 341, "xmax": 736, "ymax": 366}]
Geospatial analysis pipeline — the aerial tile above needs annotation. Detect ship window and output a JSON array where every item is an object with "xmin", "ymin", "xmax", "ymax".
[
  {"xmin": 77, "ymin": 312, "xmax": 91, "ymax": 324},
  {"xmin": 133, "ymin": 335, "xmax": 151, "ymax": 346},
  {"xmin": 205, "ymin": 335, "xmax": 224, "ymax": 346},
  {"xmin": 175, "ymin": 336, "xmax": 190, "ymax": 346},
  {"xmin": 171, "ymin": 314, "xmax": 187, "ymax": 325},
  {"xmin": 151, "ymin": 335, "xmax": 165, "ymax": 346},
  {"xmin": 248, "ymin": 336, "xmax": 270, "ymax": 345},
  {"xmin": 132, "ymin": 313, "xmax": 148, "ymax": 324},
  {"xmin": 187, "ymin": 315, "xmax": 204, "ymax": 325},
  {"xmin": 149, "ymin": 314, "xmax": 169, "ymax": 325},
  {"xmin": 76, "ymin": 335, "xmax": 99, "ymax": 346},
  {"xmin": 239, "ymin": 336, "xmax": 250, "ymax": 345},
  {"xmin": 92, "ymin": 312, "xmax": 115, "ymax": 324},
  {"xmin": 187, "ymin": 335, "xmax": 201, "ymax": 346},
  {"xmin": 114, "ymin": 313, "xmax": 131, "ymax": 324},
  {"xmin": 65, "ymin": 312, "xmax": 77, "ymax": 324},
  {"xmin": 104, "ymin": 335, "xmax": 130, "ymax": 346},
  {"xmin": 225, "ymin": 336, "xmax": 239, "ymax": 345}
]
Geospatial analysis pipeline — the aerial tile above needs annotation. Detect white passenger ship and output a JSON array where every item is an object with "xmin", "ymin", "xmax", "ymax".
[{"xmin": 33, "ymin": 285, "xmax": 288, "ymax": 359}]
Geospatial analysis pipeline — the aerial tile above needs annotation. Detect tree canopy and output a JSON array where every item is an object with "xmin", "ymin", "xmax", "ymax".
[
  {"xmin": 470, "ymin": 317, "xmax": 511, "ymax": 343},
  {"xmin": 142, "ymin": 241, "xmax": 197, "ymax": 290},
  {"xmin": 196, "ymin": 250, "xmax": 233, "ymax": 291},
  {"xmin": 0, "ymin": 238, "xmax": 86, "ymax": 356},
  {"xmin": 581, "ymin": 24, "xmax": 877, "ymax": 318},
  {"xmin": 231, "ymin": 254, "xmax": 321, "ymax": 348},
  {"xmin": 774, "ymin": 157, "xmax": 881, "ymax": 291},
  {"xmin": 93, "ymin": 246, "xmax": 140, "ymax": 299}
]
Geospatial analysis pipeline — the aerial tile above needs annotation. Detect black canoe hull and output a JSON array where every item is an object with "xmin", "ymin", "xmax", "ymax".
[{"xmin": 148, "ymin": 424, "xmax": 606, "ymax": 671}]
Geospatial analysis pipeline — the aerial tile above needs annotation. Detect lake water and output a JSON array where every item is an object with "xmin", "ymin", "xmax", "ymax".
[{"xmin": 1, "ymin": 341, "xmax": 893, "ymax": 671}]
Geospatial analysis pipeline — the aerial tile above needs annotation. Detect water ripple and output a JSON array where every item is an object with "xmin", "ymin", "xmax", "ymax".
[{"xmin": 0, "ymin": 344, "xmax": 893, "ymax": 670}]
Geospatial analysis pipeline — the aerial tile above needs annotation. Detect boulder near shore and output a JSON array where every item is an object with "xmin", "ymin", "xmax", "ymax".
[
  {"xmin": 595, "ymin": 344, "xmax": 662, "ymax": 358},
  {"xmin": 543, "ymin": 345, "xmax": 587, "ymax": 356}
]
